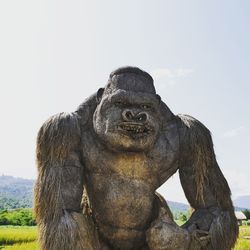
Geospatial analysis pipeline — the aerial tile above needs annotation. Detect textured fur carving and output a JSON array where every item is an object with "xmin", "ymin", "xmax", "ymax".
[
  {"xmin": 35, "ymin": 67, "xmax": 238, "ymax": 250},
  {"xmin": 35, "ymin": 113, "xmax": 102, "ymax": 250},
  {"xmin": 178, "ymin": 115, "xmax": 238, "ymax": 249}
]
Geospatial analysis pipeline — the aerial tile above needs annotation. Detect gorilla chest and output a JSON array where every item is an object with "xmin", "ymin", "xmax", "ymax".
[
  {"xmin": 81, "ymin": 131, "xmax": 178, "ymax": 183},
  {"xmin": 82, "ymin": 145, "xmax": 158, "ymax": 231},
  {"xmin": 82, "ymin": 135, "xmax": 160, "ymax": 184}
]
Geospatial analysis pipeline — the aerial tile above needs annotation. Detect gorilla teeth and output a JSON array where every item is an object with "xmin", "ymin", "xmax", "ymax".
[{"xmin": 120, "ymin": 124, "xmax": 151, "ymax": 134}]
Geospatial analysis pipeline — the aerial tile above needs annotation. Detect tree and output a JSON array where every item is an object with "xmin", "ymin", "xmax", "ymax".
[
  {"xmin": 0, "ymin": 208, "xmax": 36, "ymax": 226},
  {"xmin": 179, "ymin": 213, "xmax": 187, "ymax": 222},
  {"xmin": 242, "ymin": 209, "xmax": 250, "ymax": 220}
]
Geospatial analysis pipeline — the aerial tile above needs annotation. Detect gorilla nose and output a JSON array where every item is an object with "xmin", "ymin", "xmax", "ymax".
[
  {"xmin": 122, "ymin": 110, "xmax": 134, "ymax": 121},
  {"xmin": 135, "ymin": 112, "xmax": 147, "ymax": 122},
  {"xmin": 122, "ymin": 110, "xmax": 148, "ymax": 123}
]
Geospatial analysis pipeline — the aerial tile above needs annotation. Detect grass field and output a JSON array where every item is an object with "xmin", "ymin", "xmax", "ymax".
[
  {"xmin": 234, "ymin": 226, "xmax": 250, "ymax": 250},
  {"xmin": 0, "ymin": 226, "xmax": 38, "ymax": 249},
  {"xmin": 0, "ymin": 225, "xmax": 249, "ymax": 249}
]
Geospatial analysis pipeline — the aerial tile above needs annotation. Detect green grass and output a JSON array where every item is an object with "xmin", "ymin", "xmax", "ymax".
[
  {"xmin": 0, "ymin": 226, "xmax": 38, "ymax": 249},
  {"xmin": 234, "ymin": 226, "xmax": 250, "ymax": 250},
  {"xmin": 0, "ymin": 225, "xmax": 249, "ymax": 249},
  {"xmin": 1, "ymin": 242, "xmax": 38, "ymax": 250},
  {"xmin": 175, "ymin": 219, "xmax": 185, "ymax": 226}
]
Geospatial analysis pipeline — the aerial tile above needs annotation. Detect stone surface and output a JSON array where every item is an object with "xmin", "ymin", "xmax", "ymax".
[{"xmin": 34, "ymin": 66, "xmax": 238, "ymax": 250}]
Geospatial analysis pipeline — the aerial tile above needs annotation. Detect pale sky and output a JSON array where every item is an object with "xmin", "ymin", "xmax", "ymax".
[{"xmin": 0, "ymin": 0, "xmax": 249, "ymax": 204}]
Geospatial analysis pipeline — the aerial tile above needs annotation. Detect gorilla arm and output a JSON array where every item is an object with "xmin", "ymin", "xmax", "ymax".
[
  {"xmin": 34, "ymin": 112, "xmax": 100, "ymax": 250},
  {"xmin": 178, "ymin": 115, "xmax": 238, "ymax": 250}
]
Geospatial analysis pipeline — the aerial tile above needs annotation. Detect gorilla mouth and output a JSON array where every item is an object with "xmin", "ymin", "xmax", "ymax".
[{"xmin": 118, "ymin": 123, "xmax": 152, "ymax": 136}]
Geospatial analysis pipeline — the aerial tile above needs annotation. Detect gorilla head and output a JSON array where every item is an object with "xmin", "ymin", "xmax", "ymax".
[{"xmin": 93, "ymin": 67, "xmax": 161, "ymax": 151}]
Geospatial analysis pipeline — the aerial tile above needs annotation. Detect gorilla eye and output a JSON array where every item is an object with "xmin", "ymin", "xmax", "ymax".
[{"xmin": 141, "ymin": 104, "xmax": 151, "ymax": 110}]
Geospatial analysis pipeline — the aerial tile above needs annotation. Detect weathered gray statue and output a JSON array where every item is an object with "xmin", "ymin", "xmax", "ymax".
[{"xmin": 35, "ymin": 67, "xmax": 238, "ymax": 250}]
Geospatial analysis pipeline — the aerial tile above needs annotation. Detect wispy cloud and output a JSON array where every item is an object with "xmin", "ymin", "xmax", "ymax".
[
  {"xmin": 150, "ymin": 68, "xmax": 193, "ymax": 80},
  {"xmin": 223, "ymin": 126, "xmax": 248, "ymax": 138}
]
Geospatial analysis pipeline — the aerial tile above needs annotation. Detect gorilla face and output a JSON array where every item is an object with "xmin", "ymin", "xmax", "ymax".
[{"xmin": 93, "ymin": 89, "xmax": 161, "ymax": 152}]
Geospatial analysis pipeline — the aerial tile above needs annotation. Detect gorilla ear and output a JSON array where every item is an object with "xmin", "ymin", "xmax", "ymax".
[{"xmin": 96, "ymin": 88, "xmax": 104, "ymax": 103}]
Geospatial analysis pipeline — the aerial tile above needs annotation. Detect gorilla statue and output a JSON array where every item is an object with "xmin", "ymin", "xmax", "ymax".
[{"xmin": 35, "ymin": 67, "xmax": 238, "ymax": 250}]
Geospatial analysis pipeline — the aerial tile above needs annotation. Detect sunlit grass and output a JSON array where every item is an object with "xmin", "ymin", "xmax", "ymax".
[
  {"xmin": 0, "ymin": 225, "xmax": 249, "ymax": 249},
  {"xmin": 1, "ymin": 241, "xmax": 38, "ymax": 250},
  {"xmin": 0, "ymin": 226, "xmax": 37, "ymax": 249},
  {"xmin": 234, "ymin": 226, "xmax": 250, "ymax": 250}
]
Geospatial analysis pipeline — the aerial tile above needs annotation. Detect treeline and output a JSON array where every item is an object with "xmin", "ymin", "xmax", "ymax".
[
  {"xmin": 0, "ymin": 208, "xmax": 189, "ymax": 226},
  {"xmin": 0, "ymin": 197, "xmax": 32, "ymax": 210},
  {"xmin": 0, "ymin": 208, "xmax": 36, "ymax": 226},
  {"xmin": 1, "ymin": 208, "xmax": 248, "ymax": 227},
  {"xmin": 242, "ymin": 209, "xmax": 250, "ymax": 219},
  {"xmin": 242, "ymin": 209, "xmax": 250, "ymax": 225}
]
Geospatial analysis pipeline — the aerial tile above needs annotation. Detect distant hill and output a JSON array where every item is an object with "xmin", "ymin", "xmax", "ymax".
[
  {"xmin": 0, "ymin": 175, "xmax": 34, "ymax": 210},
  {"xmin": 167, "ymin": 200, "xmax": 189, "ymax": 213},
  {"xmin": 234, "ymin": 196, "xmax": 250, "ymax": 209}
]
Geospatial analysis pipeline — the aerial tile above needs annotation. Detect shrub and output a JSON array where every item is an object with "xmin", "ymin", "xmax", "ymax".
[
  {"xmin": 242, "ymin": 220, "xmax": 250, "ymax": 226},
  {"xmin": 0, "ymin": 209, "xmax": 36, "ymax": 226},
  {"xmin": 179, "ymin": 213, "xmax": 187, "ymax": 222},
  {"xmin": 242, "ymin": 209, "xmax": 250, "ymax": 220}
]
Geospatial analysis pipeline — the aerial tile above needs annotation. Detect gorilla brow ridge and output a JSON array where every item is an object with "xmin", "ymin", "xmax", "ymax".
[{"xmin": 109, "ymin": 90, "xmax": 160, "ymax": 108}]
